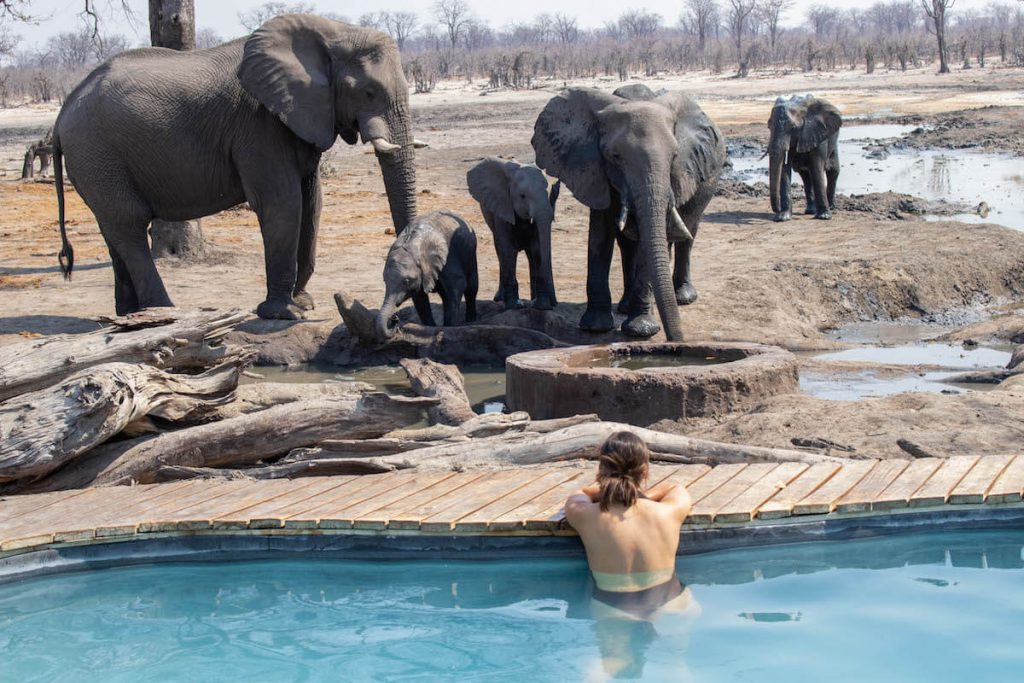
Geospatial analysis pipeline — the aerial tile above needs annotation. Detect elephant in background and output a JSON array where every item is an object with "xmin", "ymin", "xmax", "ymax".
[
  {"xmin": 466, "ymin": 157, "xmax": 560, "ymax": 311},
  {"xmin": 532, "ymin": 87, "xmax": 726, "ymax": 340},
  {"xmin": 376, "ymin": 210, "xmax": 478, "ymax": 340},
  {"xmin": 768, "ymin": 94, "xmax": 842, "ymax": 222},
  {"xmin": 54, "ymin": 14, "xmax": 421, "ymax": 320}
]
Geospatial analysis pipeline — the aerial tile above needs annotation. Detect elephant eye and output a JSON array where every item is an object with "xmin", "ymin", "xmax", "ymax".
[{"xmin": 366, "ymin": 90, "xmax": 375, "ymax": 101}]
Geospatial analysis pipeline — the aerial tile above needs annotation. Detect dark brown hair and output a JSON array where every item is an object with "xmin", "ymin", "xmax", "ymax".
[{"xmin": 597, "ymin": 431, "xmax": 650, "ymax": 511}]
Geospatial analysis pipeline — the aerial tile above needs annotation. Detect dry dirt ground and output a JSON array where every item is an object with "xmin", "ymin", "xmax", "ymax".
[{"xmin": 1, "ymin": 64, "xmax": 1023, "ymax": 460}]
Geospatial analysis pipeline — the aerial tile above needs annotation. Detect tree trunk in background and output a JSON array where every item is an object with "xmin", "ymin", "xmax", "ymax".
[{"xmin": 148, "ymin": 0, "xmax": 204, "ymax": 258}]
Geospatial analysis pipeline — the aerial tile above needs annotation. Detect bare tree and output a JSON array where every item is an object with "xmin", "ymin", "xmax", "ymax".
[
  {"xmin": 383, "ymin": 11, "xmax": 418, "ymax": 50},
  {"xmin": 807, "ymin": 4, "xmax": 841, "ymax": 40},
  {"xmin": 238, "ymin": 2, "xmax": 315, "ymax": 32},
  {"xmin": 726, "ymin": 0, "xmax": 758, "ymax": 65},
  {"xmin": 552, "ymin": 13, "xmax": 579, "ymax": 45},
  {"xmin": 433, "ymin": 0, "xmax": 471, "ymax": 50},
  {"xmin": 922, "ymin": 0, "xmax": 955, "ymax": 72},
  {"xmin": 194, "ymin": 27, "xmax": 222, "ymax": 49},
  {"xmin": 758, "ymin": 0, "xmax": 793, "ymax": 50},
  {"xmin": 618, "ymin": 8, "xmax": 662, "ymax": 41},
  {"xmin": 683, "ymin": 0, "xmax": 720, "ymax": 52},
  {"xmin": 358, "ymin": 12, "xmax": 383, "ymax": 29},
  {"xmin": 149, "ymin": 0, "xmax": 193, "ymax": 51}
]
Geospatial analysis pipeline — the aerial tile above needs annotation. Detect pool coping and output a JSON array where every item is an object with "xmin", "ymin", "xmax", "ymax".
[{"xmin": 3, "ymin": 503, "xmax": 1022, "ymax": 585}]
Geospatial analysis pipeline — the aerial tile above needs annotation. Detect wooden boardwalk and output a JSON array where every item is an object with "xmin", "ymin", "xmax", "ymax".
[{"xmin": 2, "ymin": 455, "xmax": 1023, "ymax": 555}]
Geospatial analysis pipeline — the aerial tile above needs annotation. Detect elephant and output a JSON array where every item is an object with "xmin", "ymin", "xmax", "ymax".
[
  {"xmin": 53, "ymin": 14, "xmax": 421, "ymax": 320},
  {"xmin": 376, "ymin": 210, "xmax": 479, "ymax": 340},
  {"xmin": 768, "ymin": 94, "xmax": 842, "ymax": 222},
  {"xmin": 466, "ymin": 157, "xmax": 560, "ymax": 311},
  {"xmin": 532, "ymin": 87, "xmax": 726, "ymax": 340}
]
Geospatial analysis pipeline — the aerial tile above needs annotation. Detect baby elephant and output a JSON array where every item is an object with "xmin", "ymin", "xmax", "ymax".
[
  {"xmin": 376, "ymin": 210, "xmax": 478, "ymax": 339},
  {"xmin": 467, "ymin": 157, "xmax": 560, "ymax": 310},
  {"xmin": 767, "ymin": 94, "xmax": 842, "ymax": 221}
]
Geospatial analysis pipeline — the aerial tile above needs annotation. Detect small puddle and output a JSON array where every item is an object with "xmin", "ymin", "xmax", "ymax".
[
  {"xmin": 244, "ymin": 364, "xmax": 508, "ymax": 414},
  {"xmin": 801, "ymin": 342, "xmax": 1011, "ymax": 401},
  {"xmin": 730, "ymin": 124, "xmax": 1024, "ymax": 231},
  {"xmin": 596, "ymin": 353, "xmax": 727, "ymax": 370},
  {"xmin": 825, "ymin": 320, "xmax": 956, "ymax": 345}
]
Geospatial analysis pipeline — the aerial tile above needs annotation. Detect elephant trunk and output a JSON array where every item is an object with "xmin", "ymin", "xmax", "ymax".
[
  {"xmin": 376, "ymin": 291, "xmax": 402, "ymax": 340},
  {"xmin": 373, "ymin": 102, "xmax": 418, "ymax": 234},
  {"xmin": 636, "ymin": 192, "xmax": 684, "ymax": 341},
  {"xmin": 768, "ymin": 138, "xmax": 788, "ymax": 217}
]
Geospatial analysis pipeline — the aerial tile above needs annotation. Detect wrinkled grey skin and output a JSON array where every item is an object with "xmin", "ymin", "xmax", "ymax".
[
  {"xmin": 768, "ymin": 94, "xmax": 842, "ymax": 222},
  {"xmin": 53, "ymin": 14, "xmax": 418, "ymax": 320},
  {"xmin": 376, "ymin": 210, "xmax": 479, "ymax": 340},
  {"xmin": 532, "ymin": 87, "xmax": 726, "ymax": 340},
  {"xmin": 467, "ymin": 157, "xmax": 560, "ymax": 311}
]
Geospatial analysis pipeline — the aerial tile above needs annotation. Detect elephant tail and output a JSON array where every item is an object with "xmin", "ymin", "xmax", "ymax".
[{"xmin": 54, "ymin": 141, "xmax": 74, "ymax": 280}]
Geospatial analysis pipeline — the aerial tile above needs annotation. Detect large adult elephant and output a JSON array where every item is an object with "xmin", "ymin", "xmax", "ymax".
[
  {"xmin": 53, "ymin": 14, "xmax": 421, "ymax": 320},
  {"xmin": 768, "ymin": 95, "xmax": 842, "ymax": 222},
  {"xmin": 532, "ymin": 88, "xmax": 726, "ymax": 340}
]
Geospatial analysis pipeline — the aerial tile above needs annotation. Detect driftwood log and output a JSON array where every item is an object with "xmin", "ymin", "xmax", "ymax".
[
  {"xmin": 208, "ymin": 380, "xmax": 376, "ymax": 420},
  {"xmin": 24, "ymin": 393, "xmax": 437, "ymax": 491},
  {"xmin": 399, "ymin": 358, "xmax": 476, "ymax": 425},
  {"xmin": 0, "ymin": 308, "xmax": 249, "ymax": 401},
  {"xmin": 0, "ymin": 356, "xmax": 251, "ymax": 484}
]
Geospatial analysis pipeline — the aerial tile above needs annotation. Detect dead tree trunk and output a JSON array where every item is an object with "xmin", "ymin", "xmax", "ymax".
[
  {"xmin": 0, "ymin": 308, "xmax": 249, "ymax": 402},
  {"xmin": 399, "ymin": 358, "xmax": 475, "ymax": 425},
  {"xmin": 0, "ymin": 356, "xmax": 250, "ymax": 484}
]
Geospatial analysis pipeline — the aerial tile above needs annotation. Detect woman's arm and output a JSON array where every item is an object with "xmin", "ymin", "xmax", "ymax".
[{"xmin": 644, "ymin": 482, "xmax": 692, "ymax": 521}]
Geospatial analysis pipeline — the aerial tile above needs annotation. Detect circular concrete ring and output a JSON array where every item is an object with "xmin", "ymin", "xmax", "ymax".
[{"xmin": 506, "ymin": 341, "xmax": 799, "ymax": 425}]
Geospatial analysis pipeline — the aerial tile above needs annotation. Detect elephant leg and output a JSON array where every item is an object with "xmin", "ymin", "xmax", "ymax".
[
  {"xmin": 438, "ymin": 279, "xmax": 462, "ymax": 327},
  {"xmin": 107, "ymin": 246, "xmax": 139, "ymax": 316},
  {"xmin": 616, "ymin": 232, "xmax": 636, "ymax": 315},
  {"xmin": 797, "ymin": 168, "xmax": 816, "ymax": 214},
  {"xmin": 465, "ymin": 254, "xmax": 479, "ymax": 323},
  {"xmin": 673, "ymin": 197, "xmax": 708, "ymax": 306},
  {"xmin": 620, "ymin": 247, "xmax": 660, "ymax": 339},
  {"xmin": 413, "ymin": 290, "xmax": 436, "ymax": 327},
  {"xmin": 827, "ymin": 166, "xmax": 839, "ymax": 210},
  {"xmin": 292, "ymin": 172, "xmax": 321, "ymax": 311},
  {"xmin": 249, "ymin": 181, "xmax": 304, "ymax": 320},
  {"xmin": 581, "ymin": 208, "xmax": 617, "ymax": 333},
  {"xmin": 811, "ymin": 161, "xmax": 832, "ymax": 220},
  {"xmin": 778, "ymin": 163, "xmax": 794, "ymax": 220},
  {"xmin": 492, "ymin": 222, "xmax": 523, "ymax": 310},
  {"xmin": 526, "ymin": 232, "xmax": 556, "ymax": 310}
]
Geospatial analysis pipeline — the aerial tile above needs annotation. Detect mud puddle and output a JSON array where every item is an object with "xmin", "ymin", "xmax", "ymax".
[
  {"xmin": 729, "ymin": 124, "xmax": 1023, "ymax": 230},
  {"xmin": 800, "ymin": 342, "xmax": 1011, "ymax": 401},
  {"xmin": 245, "ymin": 364, "xmax": 508, "ymax": 414},
  {"xmin": 825, "ymin": 320, "xmax": 956, "ymax": 345}
]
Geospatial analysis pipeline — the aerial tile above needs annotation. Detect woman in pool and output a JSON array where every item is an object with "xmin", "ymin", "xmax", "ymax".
[{"xmin": 564, "ymin": 430, "xmax": 696, "ymax": 619}]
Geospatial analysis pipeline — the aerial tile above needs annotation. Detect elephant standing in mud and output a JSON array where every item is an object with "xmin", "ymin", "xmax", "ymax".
[
  {"xmin": 768, "ymin": 95, "xmax": 843, "ymax": 222},
  {"xmin": 467, "ymin": 157, "xmax": 560, "ymax": 311},
  {"xmin": 376, "ymin": 210, "xmax": 478, "ymax": 340},
  {"xmin": 532, "ymin": 87, "xmax": 726, "ymax": 340},
  {"xmin": 53, "ymin": 14, "xmax": 421, "ymax": 320}
]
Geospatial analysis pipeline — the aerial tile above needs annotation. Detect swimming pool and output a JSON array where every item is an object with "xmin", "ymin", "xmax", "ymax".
[{"xmin": 2, "ymin": 529, "xmax": 1021, "ymax": 681}]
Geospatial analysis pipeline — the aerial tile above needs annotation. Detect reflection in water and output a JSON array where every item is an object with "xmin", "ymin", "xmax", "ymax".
[
  {"xmin": 926, "ymin": 155, "xmax": 952, "ymax": 196},
  {"xmin": 0, "ymin": 531, "xmax": 1022, "ymax": 681}
]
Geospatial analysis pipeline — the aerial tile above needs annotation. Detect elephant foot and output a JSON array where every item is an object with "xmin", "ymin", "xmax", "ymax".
[
  {"xmin": 675, "ymin": 283, "xmax": 698, "ymax": 306},
  {"xmin": 804, "ymin": 205, "xmax": 817, "ymax": 215},
  {"xmin": 257, "ymin": 298, "xmax": 305, "ymax": 321},
  {"xmin": 533, "ymin": 294, "xmax": 556, "ymax": 311},
  {"xmin": 293, "ymin": 290, "xmax": 315, "ymax": 311},
  {"xmin": 580, "ymin": 306, "xmax": 615, "ymax": 333},
  {"xmin": 814, "ymin": 211, "xmax": 833, "ymax": 220},
  {"xmin": 616, "ymin": 297, "xmax": 630, "ymax": 315},
  {"xmin": 503, "ymin": 298, "xmax": 526, "ymax": 311},
  {"xmin": 773, "ymin": 211, "xmax": 792, "ymax": 222},
  {"xmin": 622, "ymin": 314, "xmax": 661, "ymax": 338}
]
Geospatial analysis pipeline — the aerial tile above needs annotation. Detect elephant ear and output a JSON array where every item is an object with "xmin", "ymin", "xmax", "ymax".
[
  {"xmin": 657, "ymin": 92, "xmax": 726, "ymax": 204},
  {"xmin": 532, "ymin": 88, "xmax": 618, "ymax": 211},
  {"xmin": 467, "ymin": 157, "xmax": 516, "ymax": 224},
  {"xmin": 417, "ymin": 227, "xmax": 449, "ymax": 293},
  {"xmin": 797, "ymin": 99, "xmax": 842, "ymax": 153},
  {"xmin": 238, "ymin": 14, "xmax": 339, "ymax": 151}
]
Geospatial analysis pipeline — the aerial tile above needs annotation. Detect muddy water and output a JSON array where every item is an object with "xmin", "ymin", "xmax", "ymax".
[
  {"xmin": 245, "ymin": 364, "xmax": 508, "ymax": 414},
  {"xmin": 596, "ymin": 354, "xmax": 727, "ymax": 370},
  {"xmin": 730, "ymin": 124, "xmax": 1024, "ymax": 230},
  {"xmin": 814, "ymin": 343, "xmax": 1011, "ymax": 369}
]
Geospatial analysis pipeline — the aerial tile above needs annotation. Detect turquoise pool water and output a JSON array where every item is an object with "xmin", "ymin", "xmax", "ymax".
[{"xmin": 2, "ymin": 530, "xmax": 1022, "ymax": 681}]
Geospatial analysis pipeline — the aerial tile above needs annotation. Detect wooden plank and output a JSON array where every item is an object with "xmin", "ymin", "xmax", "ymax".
[
  {"xmin": 76, "ymin": 481, "xmax": 199, "ymax": 538},
  {"xmin": 987, "ymin": 455, "xmax": 1024, "ymax": 504},
  {"xmin": 297, "ymin": 473, "xmax": 420, "ymax": 529},
  {"xmin": 300, "ymin": 472, "xmax": 455, "ymax": 529},
  {"xmin": 353, "ymin": 471, "xmax": 488, "ymax": 530},
  {"xmin": 455, "ymin": 470, "xmax": 582, "ymax": 532},
  {"xmin": 909, "ymin": 456, "xmax": 980, "ymax": 508},
  {"xmin": 949, "ymin": 454, "xmax": 1015, "ymax": 504},
  {"xmin": 834, "ymin": 460, "xmax": 910, "ymax": 514},
  {"xmin": 688, "ymin": 463, "xmax": 780, "ymax": 524},
  {"xmin": 0, "ymin": 488, "xmax": 94, "ymax": 525},
  {"xmin": 871, "ymin": 458, "xmax": 944, "ymax": 511},
  {"xmin": 211, "ymin": 478, "xmax": 363, "ymax": 529},
  {"xmin": 241, "ymin": 476, "xmax": 359, "ymax": 529},
  {"xmin": 391, "ymin": 470, "xmax": 530, "ymax": 531},
  {"xmin": 420, "ymin": 471, "xmax": 547, "ymax": 532},
  {"xmin": 714, "ymin": 463, "xmax": 809, "ymax": 523},
  {"xmin": 757, "ymin": 462, "xmax": 842, "ymax": 519},
  {"xmin": 138, "ymin": 479, "xmax": 297, "ymax": 532},
  {"xmin": 792, "ymin": 460, "xmax": 877, "ymax": 515},
  {"xmin": 1, "ymin": 485, "xmax": 144, "ymax": 550},
  {"xmin": 684, "ymin": 463, "xmax": 749, "ymax": 507}
]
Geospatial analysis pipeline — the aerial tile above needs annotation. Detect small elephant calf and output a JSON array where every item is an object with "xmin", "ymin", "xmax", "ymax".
[
  {"xmin": 467, "ymin": 157, "xmax": 560, "ymax": 311},
  {"xmin": 376, "ymin": 210, "xmax": 478, "ymax": 339}
]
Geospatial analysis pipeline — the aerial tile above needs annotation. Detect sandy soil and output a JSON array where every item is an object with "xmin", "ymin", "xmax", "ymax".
[{"xmin": 1, "ymin": 65, "xmax": 1023, "ymax": 459}]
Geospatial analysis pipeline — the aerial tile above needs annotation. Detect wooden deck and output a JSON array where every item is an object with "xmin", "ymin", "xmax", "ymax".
[{"xmin": 2, "ymin": 455, "xmax": 1023, "ymax": 556}]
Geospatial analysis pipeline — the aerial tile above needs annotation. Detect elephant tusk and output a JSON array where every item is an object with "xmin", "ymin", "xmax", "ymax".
[
  {"xmin": 670, "ymin": 206, "xmax": 694, "ymax": 242},
  {"xmin": 617, "ymin": 204, "xmax": 629, "ymax": 232},
  {"xmin": 370, "ymin": 138, "xmax": 401, "ymax": 154},
  {"xmin": 412, "ymin": 139, "xmax": 430, "ymax": 149}
]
